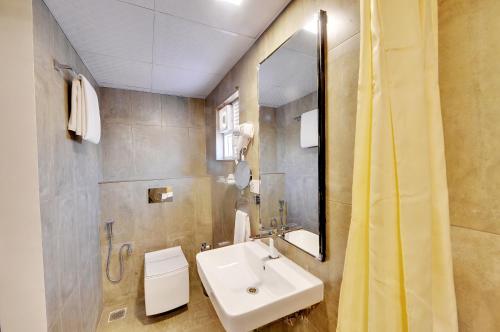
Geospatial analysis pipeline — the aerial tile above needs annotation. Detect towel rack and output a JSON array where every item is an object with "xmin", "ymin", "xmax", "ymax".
[{"xmin": 53, "ymin": 59, "xmax": 78, "ymax": 78}]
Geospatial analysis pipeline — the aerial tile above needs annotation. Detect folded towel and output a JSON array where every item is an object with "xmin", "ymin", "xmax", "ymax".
[
  {"xmin": 79, "ymin": 75, "xmax": 101, "ymax": 144},
  {"xmin": 300, "ymin": 109, "xmax": 318, "ymax": 148},
  {"xmin": 233, "ymin": 210, "xmax": 251, "ymax": 244},
  {"xmin": 68, "ymin": 78, "xmax": 82, "ymax": 134}
]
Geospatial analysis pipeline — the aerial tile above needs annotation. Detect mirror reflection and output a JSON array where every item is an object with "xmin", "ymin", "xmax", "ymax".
[{"xmin": 258, "ymin": 27, "xmax": 321, "ymax": 258}]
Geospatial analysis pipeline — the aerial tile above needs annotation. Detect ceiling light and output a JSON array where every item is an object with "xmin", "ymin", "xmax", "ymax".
[
  {"xmin": 217, "ymin": 0, "xmax": 243, "ymax": 5},
  {"xmin": 303, "ymin": 14, "xmax": 319, "ymax": 34}
]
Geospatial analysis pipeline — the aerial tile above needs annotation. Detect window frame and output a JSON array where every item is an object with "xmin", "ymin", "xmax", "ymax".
[{"xmin": 215, "ymin": 90, "xmax": 239, "ymax": 161}]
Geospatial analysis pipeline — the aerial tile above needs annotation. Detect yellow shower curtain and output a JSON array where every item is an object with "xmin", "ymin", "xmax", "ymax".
[{"xmin": 336, "ymin": 0, "xmax": 458, "ymax": 331}]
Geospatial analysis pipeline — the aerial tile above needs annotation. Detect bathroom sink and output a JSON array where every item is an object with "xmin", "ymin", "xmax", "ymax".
[{"xmin": 196, "ymin": 241, "xmax": 324, "ymax": 332}]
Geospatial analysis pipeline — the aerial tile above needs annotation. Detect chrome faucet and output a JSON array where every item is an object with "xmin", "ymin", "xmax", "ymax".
[{"xmin": 250, "ymin": 227, "xmax": 280, "ymax": 259}]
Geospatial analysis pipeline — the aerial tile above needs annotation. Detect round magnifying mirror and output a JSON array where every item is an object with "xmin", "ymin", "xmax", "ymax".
[{"xmin": 234, "ymin": 160, "xmax": 251, "ymax": 190}]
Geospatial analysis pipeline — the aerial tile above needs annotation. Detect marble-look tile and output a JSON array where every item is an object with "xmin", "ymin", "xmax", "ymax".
[
  {"xmin": 101, "ymin": 123, "xmax": 134, "ymax": 181},
  {"xmin": 327, "ymin": 33, "xmax": 359, "ymax": 205},
  {"xmin": 188, "ymin": 98, "xmax": 205, "ymax": 128},
  {"xmin": 162, "ymin": 95, "xmax": 189, "ymax": 127},
  {"xmin": 188, "ymin": 127, "xmax": 207, "ymax": 175},
  {"xmin": 40, "ymin": 199, "xmax": 62, "ymax": 329},
  {"xmin": 451, "ymin": 226, "xmax": 500, "ymax": 331},
  {"xmin": 100, "ymin": 182, "xmax": 137, "ymax": 245},
  {"xmin": 320, "ymin": 0, "xmax": 361, "ymax": 51},
  {"xmin": 33, "ymin": 1, "xmax": 102, "ymax": 330},
  {"xmin": 131, "ymin": 125, "xmax": 172, "ymax": 179},
  {"xmin": 101, "ymin": 88, "xmax": 133, "ymax": 124},
  {"xmin": 58, "ymin": 195, "xmax": 80, "ymax": 302},
  {"xmin": 439, "ymin": 0, "xmax": 500, "ymax": 235},
  {"xmin": 129, "ymin": 90, "xmax": 162, "ymax": 126},
  {"xmin": 61, "ymin": 287, "xmax": 83, "ymax": 332},
  {"xmin": 48, "ymin": 313, "xmax": 63, "ymax": 332}
]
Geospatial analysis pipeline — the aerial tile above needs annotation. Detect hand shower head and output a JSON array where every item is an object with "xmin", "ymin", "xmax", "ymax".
[{"xmin": 105, "ymin": 220, "xmax": 114, "ymax": 239}]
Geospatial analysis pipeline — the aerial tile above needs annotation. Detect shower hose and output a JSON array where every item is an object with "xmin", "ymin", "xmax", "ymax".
[{"xmin": 106, "ymin": 233, "xmax": 132, "ymax": 284}]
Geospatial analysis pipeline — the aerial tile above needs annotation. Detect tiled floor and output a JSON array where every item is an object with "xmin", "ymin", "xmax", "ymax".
[
  {"xmin": 96, "ymin": 279, "xmax": 319, "ymax": 332},
  {"xmin": 96, "ymin": 281, "xmax": 224, "ymax": 332}
]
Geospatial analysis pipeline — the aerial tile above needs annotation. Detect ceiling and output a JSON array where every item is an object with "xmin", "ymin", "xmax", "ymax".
[
  {"xmin": 44, "ymin": 0, "xmax": 291, "ymax": 98},
  {"xmin": 259, "ymin": 29, "xmax": 317, "ymax": 108}
]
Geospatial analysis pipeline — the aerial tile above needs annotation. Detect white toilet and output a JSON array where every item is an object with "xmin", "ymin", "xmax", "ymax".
[{"xmin": 144, "ymin": 246, "xmax": 189, "ymax": 316}]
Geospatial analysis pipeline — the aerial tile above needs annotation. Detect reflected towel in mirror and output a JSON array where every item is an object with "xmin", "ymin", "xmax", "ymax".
[
  {"xmin": 300, "ymin": 109, "xmax": 318, "ymax": 148},
  {"xmin": 233, "ymin": 210, "xmax": 250, "ymax": 244}
]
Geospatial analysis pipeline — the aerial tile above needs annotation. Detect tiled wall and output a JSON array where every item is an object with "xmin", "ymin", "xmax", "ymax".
[
  {"xmin": 32, "ymin": 0, "xmax": 103, "ymax": 331},
  {"xmin": 205, "ymin": 0, "xmax": 500, "ymax": 331},
  {"xmin": 439, "ymin": 0, "xmax": 500, "ymax": 330},
  {"xmin": 99, "ymin": 88, "xmax": 212, "ymax": 307}
]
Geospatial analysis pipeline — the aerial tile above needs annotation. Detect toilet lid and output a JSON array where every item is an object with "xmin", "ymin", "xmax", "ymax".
[{"xmin": 145, "ymin": 246, "xmax": 188, "ymax": 277}]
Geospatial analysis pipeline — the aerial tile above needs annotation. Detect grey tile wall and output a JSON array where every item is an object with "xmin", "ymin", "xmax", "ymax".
[
  {"xmin": 32, "ymin": 0, "xmax": 103, "ymax": 331},
  {"xmin": 99, "ymin": 88, "xmax": 212, "ymax": 307},
  {"xmin": 100, "ymin": 88, "xmax": 206, "ymax": 182},
  {"xmin": 277, "ymin": 93, "xmax": 318, "ymax": 233}
]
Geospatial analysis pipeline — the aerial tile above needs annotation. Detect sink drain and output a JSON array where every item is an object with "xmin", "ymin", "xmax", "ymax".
[{"xmin": 247, "ymin": 287, "xmax": 258, "ymax": 295}]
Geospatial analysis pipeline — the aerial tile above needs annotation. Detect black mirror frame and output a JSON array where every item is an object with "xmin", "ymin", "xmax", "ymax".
[{"xmin": 317, "ymin": 10, "xmax": 327, "ymax": 262}]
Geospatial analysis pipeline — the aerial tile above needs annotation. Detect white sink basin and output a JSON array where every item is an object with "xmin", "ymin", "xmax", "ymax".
[{"xmin": 196, "ymin": 241, "xmax": 324, "ymax": 332}]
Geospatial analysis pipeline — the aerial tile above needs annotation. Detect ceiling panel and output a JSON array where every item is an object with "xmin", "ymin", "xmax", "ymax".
[
  {"xmin": 155, "ymin": 0, "xmax": 291, "ymax": 38},
  {"xmin": 118, "ymin": 0, "xmax": 155, "ymax": 10},
  {"xmin": 152, "ymin": 64, "xmax": 223, "ymax": 98},
  {"xmin": 44, "ymin": 0, "xmax": 290, "ymax": 97},
  {"xmin": 154, "ymin": 12, "xmax": 254, "ymax": 75},
  {"xmin": 44, "ymin": 0, "xmax": 154, "ymax": 62},
  {"xmin": 82, "ymin": 52, "xmax": 152, "ymax": 90}
]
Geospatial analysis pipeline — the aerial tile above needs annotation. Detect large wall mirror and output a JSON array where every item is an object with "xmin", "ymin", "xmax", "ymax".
[{"xmin": 258, "ymin": 11, "xmax": 327, "ymax": 261}]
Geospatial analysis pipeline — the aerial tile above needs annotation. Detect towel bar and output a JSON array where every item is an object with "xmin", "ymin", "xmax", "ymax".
[{"xmin": 53, "ymin": 59, "xmax": 78, "ymax": 78}]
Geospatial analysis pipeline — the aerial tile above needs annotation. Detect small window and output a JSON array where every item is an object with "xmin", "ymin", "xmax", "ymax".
[{"xmin": 216, "ymin": 91, "xmax": 239, "ymax": 160}]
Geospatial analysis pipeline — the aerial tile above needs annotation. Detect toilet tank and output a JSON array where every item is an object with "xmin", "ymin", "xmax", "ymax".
[{"xmin": 144, "ymin": 246, "xmax": 189, "ymax": 316}]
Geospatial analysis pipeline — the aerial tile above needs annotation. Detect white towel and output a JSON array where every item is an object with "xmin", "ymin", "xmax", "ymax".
[
  {"xmin": 79, "ymin": 75, "xmax": 101, "ymax": 144},
  {"xmin": 233, "ymin": 210, "xmax": 251, "ymax": 244},
  {"xmin": 300, "ymin": 109, "xmax": 318, "ymax": 148},
  {"xmin": 68, "ymin": 78, "xmax": 82, "ymax": 134},
  {"xmin": 68, "ymin": 75, "xmax": 101, "ymax": 144}
]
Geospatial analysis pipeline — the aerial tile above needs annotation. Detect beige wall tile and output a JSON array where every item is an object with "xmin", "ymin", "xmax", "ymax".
[
  {"xmin": 327, "ymin": 34, "xmax": 359, "ymax": 205},
  {"xmin": 161, "ymin": 94, "xmax": 189, "ymax": 127},
  {"xmin": 439, "ymin": 0, "xmax": 500, "ymax": 235},
  {"xmin": 101, "ymin": 88, "xmax": 133, "ymax": 125},
  {"xmin": 129, "ymin": 91, "xmax": 162, "ymax": 126},
  {"xmin": 101, "ymin": 123, "xmax": 134, "ymax": 181},
  {"xmin": 451, "ymin": 226, "xmax": 500, "ymax": 331}
]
